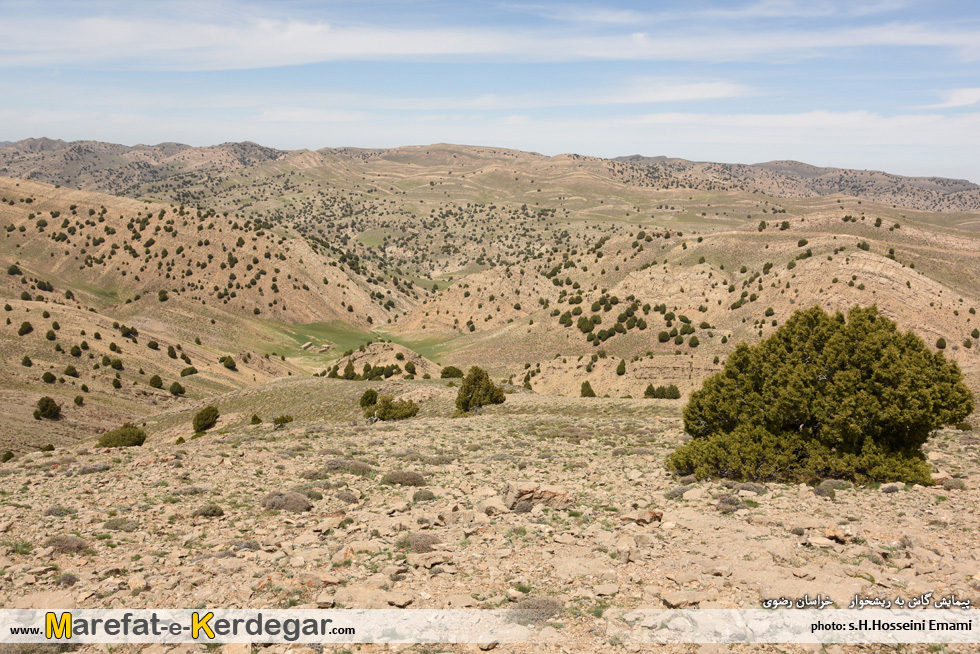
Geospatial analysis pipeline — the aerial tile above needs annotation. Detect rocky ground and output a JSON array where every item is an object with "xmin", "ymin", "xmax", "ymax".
[{"xmin": 1, "ymin": 387, "xmax": 978, "ymax": 654}]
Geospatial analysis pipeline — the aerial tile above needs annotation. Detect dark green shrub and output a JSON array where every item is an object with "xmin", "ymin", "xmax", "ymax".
[
  {"xmin": 359, "ymin": 388, "xmax": 379, "ymax": 408},
  {"xmin": 936, "ymin": 337, "xmax": 946, "ymax": 349},
  {"xmin": 1, "ymin": 451, "xmax": 13, "ymax": 463},
  {"xmin": 668, "ymin": 306, "xmax": 974, "ymax": 484},
  {"xmin": 273, "ymin": 415, "xmax": 294, "ymax": 429},
  {"xmin": 18, "ymin": 321, "xmax": 33, "ymax": 336},
  {"xmin": 97, "ymin": 423, "xmax": 146, "ymax": 448},
  {"xmin": 180, "ymin": 366, "xmax": 197, "ymax": 377},
  {"xmin": 21, "ymin": 355, "xmax": 31, "ymax": 367},
  {"xmin": 37, "ymin": 396, "xmax": 61, "ymax": 419},
  {"xmin": 404, "ymin": 361, "xmax": 416, "ymax": 375},
  {"xmin": 250, "ymin": 414, "xmax": 262, "ymax": 425},
  {"xmin": 581, "ymin": 380, "xmax": 596, "ymax": 397},
  {"xmin": 440, "ymin": 365, "xmax": 464, "ymax": 378},
  {"xmin": 74, "ymin": 395, "xmax": 83, "ymax": 406},
  {"xmin": 220, "ymin": 356, "xmax": 237, "ymax": 370},
  {"xmin": 149, "ymin": 375, "xmax": 163, "ymax": 389},
  {"xmin": 42, "ymin": 371, "xmax": 56, "ymax": 383},
  {"xmin": 193, "ymin": 405, "xmax": 219, "ymax": 432},
  {"xmin": 456, "ymin": 366, "xmax": 505, "ymax": 413},
  {"xmin": 616, "ymin": 359, "xmax": 626, "ymax": 375},
  {"xmin": 368, "ymin": 395, "xmax": 419, "ymax": 421},
  {"xmin": 169, "ymin": 381, "xmax": 185, "ymax": 396},
  {"xmin": 40, "ymin": 443, "xmax": 55, "ymax": 452}
]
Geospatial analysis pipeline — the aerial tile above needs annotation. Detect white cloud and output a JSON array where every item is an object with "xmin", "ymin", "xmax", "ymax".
[
  {"xmin": 923, "ymin": 88, "xmax": 980, "ymax": 109},
  {"xmin": 0, "ymin": 14, "xmax": 977, "ymax": 70}
]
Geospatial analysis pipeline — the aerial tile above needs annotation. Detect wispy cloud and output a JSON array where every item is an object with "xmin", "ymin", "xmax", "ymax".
[
  {"xmin": 0, "ymin": 13, "xmax": 977, "ymax": 70},
  {"xmin": 922, "ymin": 88, "xmax": 980, "ymax": 109}
]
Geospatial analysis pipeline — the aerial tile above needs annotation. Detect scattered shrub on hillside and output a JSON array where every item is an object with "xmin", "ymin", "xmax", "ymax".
[
  {"xmin": 18, "ymin": 321, "xmax": 33, "ymax": 336},
  {"xmin": 21, "ymin": 355, "xmax": 32, "ymax": 367},
  {"xmin": 359, "ymin": 388, "xmax": 379, "ymax": 408},
  {"xmin": 645, "ymin": 384, "xmax": 681, "ymax": 399},
  {"xmin": 36, "ymin": 396, "xmax": 61, "ymax": 419},
  {"xmin": 1, "ymin": 451, "xmax": 13, "ymax": 463},
  {"xmin": 440, "ymin": 365, "xmax": 464, "ymax": 379},
  {"xmin": 149, "ymin": 375, "xmax": 163, "ymax": 389},
  {"xmin": 41, "ymin": 371, "xmax": 56, "ymax": 384},
  {"xmin": 250, "ymin": 414, "xmax": 262, "ymax": 425},
  {"xmin": 667, "ymin": 306, "xmax": 974, "ymax": 484},
  {"xmin": 192, "ymin": 405, "xmax": 219, "ymax": 432},
  {"xmin": 97, "ymin": 423, "xmax": 146, "ymax": 448},
  {"xmin": 367, "ymin": 395, "xmax": 419, "ymax": 421},
  {"xmin": 273, "ymin": 415, "xmax": 294, "ymax": 429},
  {"xmin": 456, "ymin": 366, "xmax": 505, "ymax": 413},
  {"xmin": 581, "ymin": 380, "xmax": 596, "ymax": 397},
  {"xmin": 169, "ymin": 381, "xmax": 185, "ymax": 396}
]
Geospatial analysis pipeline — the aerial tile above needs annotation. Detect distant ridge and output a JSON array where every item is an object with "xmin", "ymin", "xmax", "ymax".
[
  {"xmin": 1, "ymin": 138, "xmax": 978, "ymax": 212},
  {"xmin": 611, "ymin": 154, "xmax": 980, "ymax": 212}
]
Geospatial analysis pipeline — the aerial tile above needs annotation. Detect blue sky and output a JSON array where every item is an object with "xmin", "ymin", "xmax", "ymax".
[{"xmin": 2, "ymin": 0, "xmax": 979, "ymax": 181}]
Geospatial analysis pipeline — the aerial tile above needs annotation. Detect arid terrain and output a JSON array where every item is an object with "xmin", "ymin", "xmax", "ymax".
[{"xmin": 1, "ymin": 139, "xmax": 979, "ymax": 653}]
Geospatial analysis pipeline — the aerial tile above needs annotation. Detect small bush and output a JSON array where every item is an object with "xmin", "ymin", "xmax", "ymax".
[
  {"xmin": 104, "ymin": 517, "xmax": 139, "ymax": 532},
  {"xmin": 260, "ymin": 491, "xmax": 311, "ymax": 512},
  {"xmin": 812, "ymin": 486, "xmax": 836, "ymax": 499},
  {"xmin": 440, "ymin": 365, "xmax": 464, "ymax": 378},
  {"xmin": 321, "ymin": 459, "xmax": 375, "ymax": 476},
  {"xmin": 273, "ymin": 415, "xmax": 294, "ymax": 429},
  {"xmin": 18, "ymin": 321, "xmax": 33, "ymax": 336},
  {"xmin": 44, "ymin": 534, "xmax": 89, "ymax": 554},
  {"xmin": 250, "ymin": 414, "xmax": 262, "ymax": 425},
  {"xmin": 2, "ymin": 451, "xmax": 14, "ymax": 463},
  {"xmin": 407, "ymin": 532, "xmax": 441, "ymax": 553},
  {"xmin": 42, "ymin": 371, "xmax": 56, "ymax": 384},
  {"xmin": 367, "ymin": 395, "xmax": 419, "ymax": 421},
  {"xmin": 413, "ymin": 489, "xmax": 436, "ymax": 502},
  {"xmin": 37, "ymin": 396, "xmax": 61, "ymax": 419},
  {"xmin": 193, "ymin": 405, "xmax": 219, "ymax": 432},
  {"xmin": 193, "ymin": 504, "xmax": 224, "ymax": 518},
  {"xmin": 381, "ymin": 470, "xmax": 426, "ymax": 486},
  {"xmin": 97, "ymin": 423, "xmax": 146, "ymax": 448},
  {"xmin": 580, "ymin": 380, "xmax": 596, "ymax": 397},
  {"xmin": 149, "ymin": 375, "xmax": 163, "ymax": 389},
  {"xmin": 169, "ymin": 381, "xmax": 185, "ymax": 396},
  {"xmin": 942, "ymin": 478, "xmax": 967, "ymax": 491}
]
